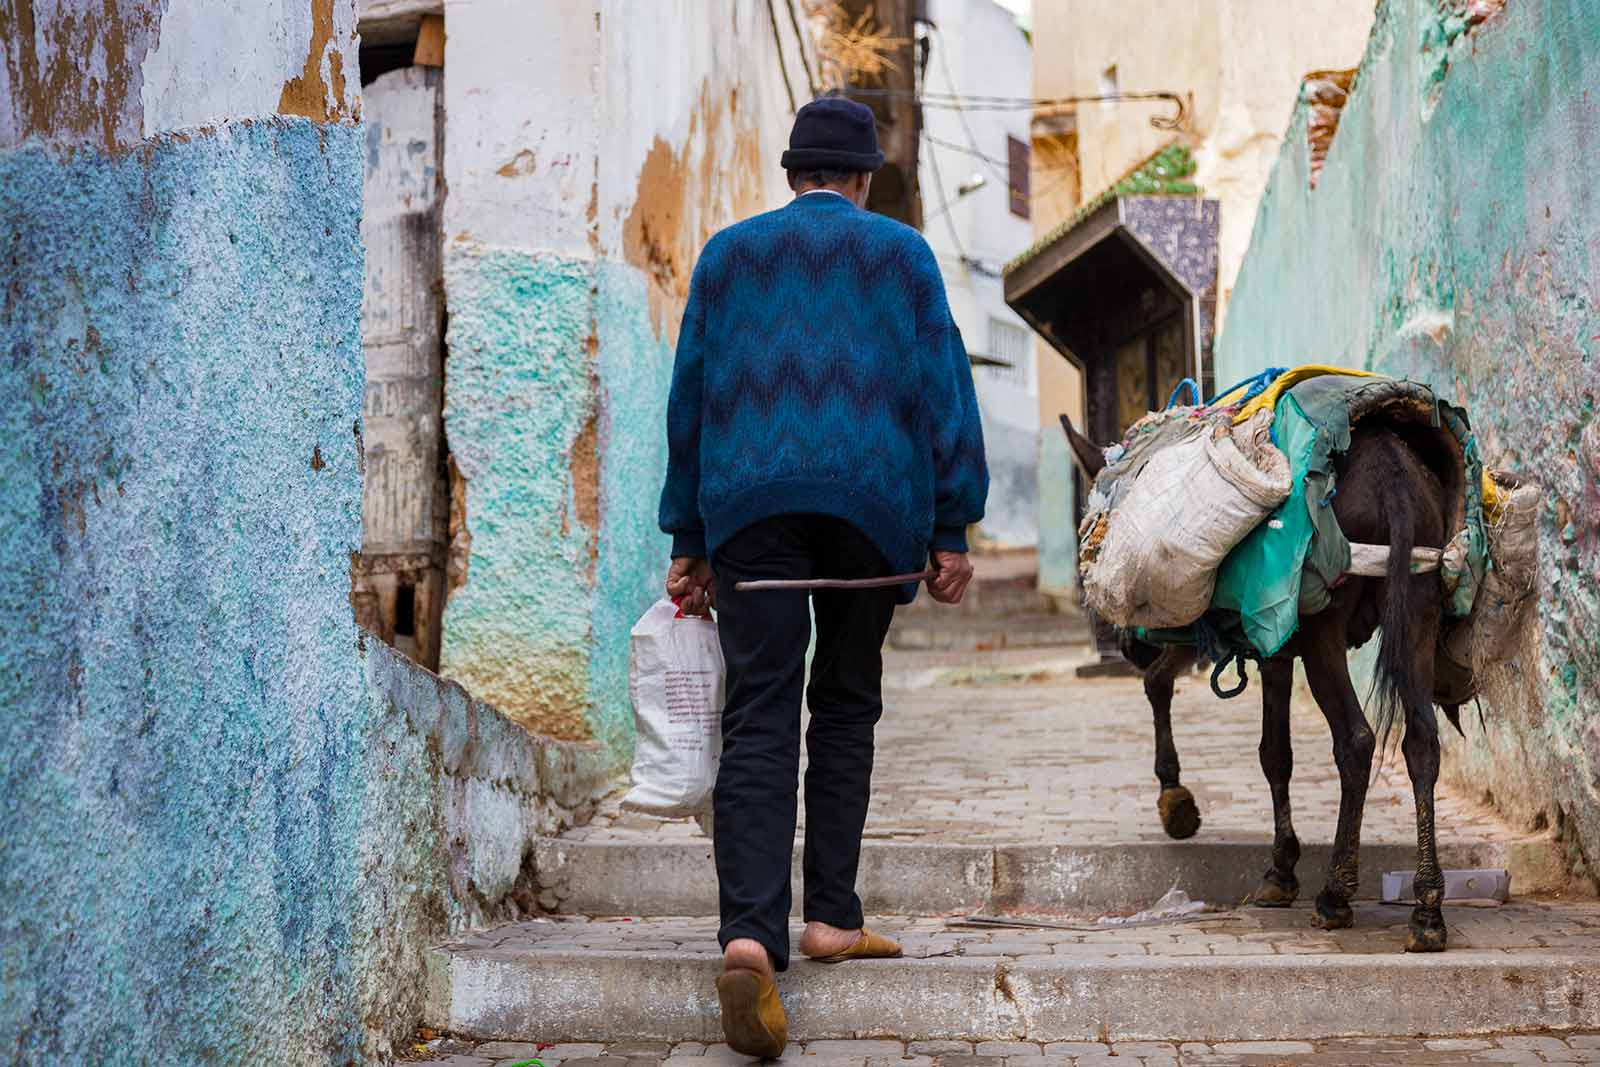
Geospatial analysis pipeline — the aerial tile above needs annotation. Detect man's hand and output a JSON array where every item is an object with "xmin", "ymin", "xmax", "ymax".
[
  {"xmin": 667, "ymin": 556, "xmax": 716, "ymax": 615},
  {"xmin": 927, "ymin": 550, "xmax": 974, "ymax": 605}
]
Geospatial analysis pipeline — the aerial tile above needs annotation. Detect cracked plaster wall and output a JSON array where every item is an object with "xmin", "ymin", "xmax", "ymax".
[
  {"xmin": 1, "ymin": 2, "xmax": 608, "ymax": 1061},
  {"xmin": 1218, "ymin": 0, "xmax": 1600, "ymax": 885},
  {"xmin": 437, "ymin": 0, "xmax": 805, "ymax": 759}
]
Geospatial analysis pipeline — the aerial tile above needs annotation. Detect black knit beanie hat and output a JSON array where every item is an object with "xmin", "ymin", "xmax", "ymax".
[{"xmin": 780, "ymin": 97, "xmax": 885, "ymax": 172}]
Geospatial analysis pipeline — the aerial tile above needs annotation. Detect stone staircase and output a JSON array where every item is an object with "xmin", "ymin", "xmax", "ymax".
[{"xmin": 422, "ymin": 658, "xmax": 1598, "ymax": 1050}]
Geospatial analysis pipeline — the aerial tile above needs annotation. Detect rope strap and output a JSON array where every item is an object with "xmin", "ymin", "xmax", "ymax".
[{"xmin": 1210, "ymin": 651, "xmax": 1255, "ymax": 699}]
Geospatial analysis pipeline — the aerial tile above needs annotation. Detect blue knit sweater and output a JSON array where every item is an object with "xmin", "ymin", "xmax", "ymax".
[{"xmin": 658, "ymin": 192, "xmax": 989, "ymax": 582}]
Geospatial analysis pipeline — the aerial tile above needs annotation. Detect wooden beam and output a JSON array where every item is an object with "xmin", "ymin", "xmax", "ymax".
[
  {"xmin": 359, "ymin": 0, "xmax": 441, "ymax": 48},
  {"xmin": 361, "ymin": 0, "xmax": 441, "ymax": 20},
  {"xmin": 413, "ymin": 13, "xmax": 445, "ymax": 67}
]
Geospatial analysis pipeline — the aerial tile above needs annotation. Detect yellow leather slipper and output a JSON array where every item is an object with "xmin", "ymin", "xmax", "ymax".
[
  {"xmin": 715, "ymin": 966, "xmax": 788, "ymax": 1059},
  {"xmin": 803, "ymin": 928, "xmax": 903, "ymax": 964}
]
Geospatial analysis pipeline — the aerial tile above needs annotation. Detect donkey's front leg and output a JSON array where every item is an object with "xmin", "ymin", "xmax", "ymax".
[
  {"xmin": 1402, "ymin": 708, "xmax": 1448, "ymax": 951},
  {"xmin": 1252, "ymin": 657, "xmax": 1300, "ymax": 906},
  {"xmin": 1301, "ymin": 629, "xmax": 1375, "ymax": 930},
  {"xmin": 1147, "ymin": 646, "xmax": 1201, "ymax": 839}
]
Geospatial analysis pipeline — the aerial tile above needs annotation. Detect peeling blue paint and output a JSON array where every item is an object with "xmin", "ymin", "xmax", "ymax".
[
  {"xmin": 439, "ymin": 247, "xmax": 675, "ymax": 762},
  {"xmin": 0, "ymin": 118, "xmax": 372, "ymax": 1062},
  {"xmin": 1219, "ymin": 0, "xmax": 1600, "ymax": 882}
]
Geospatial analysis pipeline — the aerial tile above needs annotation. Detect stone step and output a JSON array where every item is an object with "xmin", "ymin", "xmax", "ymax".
[
  {"xmin": 887, "ymin": 612, "xmax": 1089, "ymax": 653},
  {"xmin": 532, "ymin": 837, "xmax": 1520, "ymax": 918},
  {"xmin": 424, "ymin": 902, "xmax": 1600, "ymax": 1044}
]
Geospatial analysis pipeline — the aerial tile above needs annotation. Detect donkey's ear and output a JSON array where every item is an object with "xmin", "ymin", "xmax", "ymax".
[{"xmin": 1059, "ymin": 413, "xmax": 1106, "ymax": 479}]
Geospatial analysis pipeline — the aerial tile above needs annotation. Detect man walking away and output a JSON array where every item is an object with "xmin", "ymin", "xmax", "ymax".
[{"xmin": 657, "ymin": 96, "xmax": 989, "ymax": 1058}]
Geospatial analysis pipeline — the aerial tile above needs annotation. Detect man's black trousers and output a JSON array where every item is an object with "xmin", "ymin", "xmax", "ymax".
[{"xmin": 710, "ymin": 514, "xmax": 898, "ymax": 972}]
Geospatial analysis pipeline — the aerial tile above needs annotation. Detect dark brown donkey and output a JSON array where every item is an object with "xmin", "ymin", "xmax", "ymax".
[{"xmin": 1060, "ymin": 411, "xmax": 1457, "ymax": 952}]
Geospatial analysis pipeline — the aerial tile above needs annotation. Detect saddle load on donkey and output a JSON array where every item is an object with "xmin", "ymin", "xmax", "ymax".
[{"xmin": 1060, "ymin": 364, "xmax": 1541, "ymax": 952}]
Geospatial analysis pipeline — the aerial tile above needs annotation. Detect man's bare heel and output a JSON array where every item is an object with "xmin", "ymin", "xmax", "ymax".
[{"xmin": 716, "ymin": 967, "xmax": 788, "ymax": 1059}]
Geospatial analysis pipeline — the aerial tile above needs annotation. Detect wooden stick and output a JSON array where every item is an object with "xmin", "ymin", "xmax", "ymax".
[{"xmin": 734, "ymin": 570, "xmax": 937, "ymax": 592}]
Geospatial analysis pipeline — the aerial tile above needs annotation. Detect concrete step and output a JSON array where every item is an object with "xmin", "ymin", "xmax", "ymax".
[
  {"xmin": 887, "ymin": 612, "xmax": 1089, "ymax": 652},
  {"xmin": 424, "ymin": 902, "xmax": 1600, "ymax": 1044},
  {"xmin": 531, "ymin": 836, "xmax": 1520, "ymax": 918}
]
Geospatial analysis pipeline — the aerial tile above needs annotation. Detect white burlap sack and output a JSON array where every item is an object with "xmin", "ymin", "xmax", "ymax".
[
  {"xmin": 1081, "ymin": 412, "xmax": 1291, "ymax": 628},
  {"xmin": 621, "ymin": 598, "xmax": 724, "ymax": 817}
]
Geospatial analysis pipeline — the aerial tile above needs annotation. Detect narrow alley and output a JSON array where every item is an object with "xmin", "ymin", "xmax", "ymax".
[{"xmin": 412, "ymin": 575, "xmax": 1600, "ymax": 1062}]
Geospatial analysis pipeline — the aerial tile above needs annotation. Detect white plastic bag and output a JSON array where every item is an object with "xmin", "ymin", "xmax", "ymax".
[
  {"xmin": 621, "ymin": 598, "xmax": 725, "ymax": 817},
  {"xmin": 1081, "ymin": 411, "xmax": 1290, "ymax": 629}
]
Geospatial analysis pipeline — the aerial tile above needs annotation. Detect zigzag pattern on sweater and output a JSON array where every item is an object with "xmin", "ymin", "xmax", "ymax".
[{"xmin": 658, "ymin": 193, "xmax": 989, "ymax": 580}]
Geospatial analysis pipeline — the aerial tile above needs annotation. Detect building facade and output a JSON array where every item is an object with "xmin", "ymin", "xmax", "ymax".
[
  {"xmin": 917, "ymin": 0, "xmax": 1039, "ymax": 548},
  {"xmin": 353, "ymin": 0, "xmax": 816, "ymax": 760},
  {"xmin": 1021, "ymin": 0, "xmax": 1374, "ymax": 595},
  {"xmin": 1218, "ymin": 0, "xmax": 1600, "ymax": 888},
  {"xmin": 2, "ymin": 2, "xmax": 612, "ymax": 1062}
]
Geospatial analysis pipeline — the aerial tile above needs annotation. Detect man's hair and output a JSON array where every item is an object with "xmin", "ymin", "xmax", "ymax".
[{"xmin": 787, "ymin": 167, "xmax": 862, "ymax": 188}]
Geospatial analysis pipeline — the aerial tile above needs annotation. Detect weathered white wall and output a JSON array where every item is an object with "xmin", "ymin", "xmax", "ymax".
[
  {"xmin": 140, "ymin": 0, "xmax": 360, "ymax": 135},
  {"xmin": 437, "ymin": 0, "xmax": 809, "ymax": 756},
  {"xmin": 1, "ymin": 0, "xmax": 359, "ymax": 149},
  {"xmin": 920, "ymin": 0, "xmax": 1038, "ymax": 548},
  {"xmin": 1030, "ymin": 0, "xmax": 1372, "ymax": 331}
]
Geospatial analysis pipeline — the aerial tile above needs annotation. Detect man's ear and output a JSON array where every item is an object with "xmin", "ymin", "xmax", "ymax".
[{"xmin": 854, "ymin": 171, "xmax": 872, "ymax": 207}]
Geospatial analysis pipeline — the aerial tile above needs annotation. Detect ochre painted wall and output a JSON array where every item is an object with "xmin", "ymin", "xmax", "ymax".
[
  {"xmin": 437, "ymin": 0, "xmax": 809, "ymax": 759},
  {"xmin": 1219, "ymin": 0, "xmax": 1600, "ymax": 887}
]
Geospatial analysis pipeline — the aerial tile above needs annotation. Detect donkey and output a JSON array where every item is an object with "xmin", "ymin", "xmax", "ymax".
[{"xmin": 1060, "ymin": 410, "xmax": 1458, "ymax": 952}]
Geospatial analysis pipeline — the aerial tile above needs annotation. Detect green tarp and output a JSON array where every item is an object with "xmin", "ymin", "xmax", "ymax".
[{"xmin": 1143, "ymin": 372, "xmax": 1487, "ymax": 662}]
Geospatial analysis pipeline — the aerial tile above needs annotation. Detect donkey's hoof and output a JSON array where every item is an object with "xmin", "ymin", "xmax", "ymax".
[
  {"xmin": 1157, "ymin": 786, "xmax": 1202, "ymax": 840},
  {"xmin": 1251, "ymin": 871, "xmax": 1299, "ymax": 908},
  {"xmin": 1313, "ymin": 889, "xmax": 1354, "ymax": 930},
  {"xmin": 1405, "ymin": 910, "xmax": 1448, "ymax": 953}
]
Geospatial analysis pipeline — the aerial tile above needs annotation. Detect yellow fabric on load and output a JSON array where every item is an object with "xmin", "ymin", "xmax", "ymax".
[
  {"xmin": 1215, "ymin": 363, "xmax": 1504, "ymax": 522},
  {"xmin": 1219, "ymin": 364, "xmax": 1382, "ymax": 423}
]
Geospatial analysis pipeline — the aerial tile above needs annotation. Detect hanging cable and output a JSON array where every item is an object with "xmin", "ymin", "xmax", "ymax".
[
  {"xmin": 766, "ymin": 0, "xmax": 798, "ymax": 113},
  {"xmin": 922, "ymin": 122, "xmax": 970, "ymax": 263},
  {"xmin": 834, "ymin": 86, "xmax": 1187, "ymax": 128},
  {"xmin": 925, "ymin": 22, "xmax": 1013, "ymax": 191},
  {"xmin": 784, "ymin": 0, "xmax": 820, "ymax": 98}
]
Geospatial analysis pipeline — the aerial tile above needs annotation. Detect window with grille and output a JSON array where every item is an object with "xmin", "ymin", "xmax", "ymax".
[{"xmin": 984, "ymin": 318, "xmax": 1032, "ymax": 389}]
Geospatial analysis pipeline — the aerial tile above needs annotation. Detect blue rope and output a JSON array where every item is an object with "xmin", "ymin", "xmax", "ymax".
[
  {"xmin": 1212, "ymin": 366, "xmax": 1288, "ymax": 407},
  {"xmin": 1165, "ymin": 378, "xmax": 1201, "ymax": 409}
]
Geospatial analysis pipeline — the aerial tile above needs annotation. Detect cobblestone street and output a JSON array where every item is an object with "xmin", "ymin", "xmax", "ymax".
[
  {"xmin": 569, "ymin": 649, "xmax": 1522, "ymax": 849},
  {"xmin": 417, "ymin": 651, "xmax": 1597, "ymax": 1062},
  {"xmin": 410, "ymin": 1031, "xmax": 1600, "ymax": 1066}
]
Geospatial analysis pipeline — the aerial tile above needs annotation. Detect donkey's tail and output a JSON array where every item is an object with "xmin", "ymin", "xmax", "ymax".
[{"xmin": 1372, "ymin": 479, "xmax": 1423, "ymax": 755}]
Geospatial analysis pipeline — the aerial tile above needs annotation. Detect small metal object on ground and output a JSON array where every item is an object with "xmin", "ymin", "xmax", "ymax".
[
  {"xmin": 734, "ymin": 570, "xmax": 936, "ymax": 592},
  {"xmin": 1381, "ymin": 868, "xmax": 1511, "ymax": 905}
]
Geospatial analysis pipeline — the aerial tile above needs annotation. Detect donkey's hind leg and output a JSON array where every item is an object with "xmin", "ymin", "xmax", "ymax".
[
  {"xmin": 1251, "ymin": 657, "xmax": 1301, "ymax": 906},
  {"xmin": 1146, "ymin": 646, "xmax": 1202, "ymax": 840},
  {"xmin": 1299, "ymin": 618, "xmax": 1376, "ymax": 930},
  {"xmin": 1402, "ymin": 703, "xmax": 1447, "ymax": 951}
]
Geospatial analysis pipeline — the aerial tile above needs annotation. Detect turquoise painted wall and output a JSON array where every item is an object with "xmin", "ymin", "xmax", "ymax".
[
  {"xmin": 1218, "ymin": 0, "xmax": 1600, "ymax": 883},
  {"xmin": 441, "ymin": 247, "xmax": 671, "ymax": 760},
  {"xmin": 0, "ymin": 119, "xmax": 378, "ymax": 1061}
]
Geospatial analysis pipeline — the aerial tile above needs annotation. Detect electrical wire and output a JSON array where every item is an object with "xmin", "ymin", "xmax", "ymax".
[
  {"xmin": 785, "ymin": 0, "xmax": 820, "ymax": 98},
  {"xmin": 927, "ymin": 22, "xmax": 1012, "ymax": 189},
  {"xmin": 837, "ymin": 86, "xmax": 1187, "ymax": 128},
  {"xmin": 922, "ymin": 125, "xmax": 970, "ymax": 257},
  {"xmin": 766, "ymin": 0, "xmax": 798, "ymax": 113}
]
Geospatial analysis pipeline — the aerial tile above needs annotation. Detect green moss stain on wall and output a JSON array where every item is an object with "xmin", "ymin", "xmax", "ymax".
[
  {"xmin": 440, "ymin": 245, "xmax": 601, "ymax": 743},
  {"xmin": 1218, "ymin": 0, "xmax": 1600, "ymax": 882},
  {"xmin": 440, "ymin": 249, "xmax": 676, "ymax": 760},
  {"xmin": 592, "ymin": 260, "xmax": 675, "ymax": 757}
]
